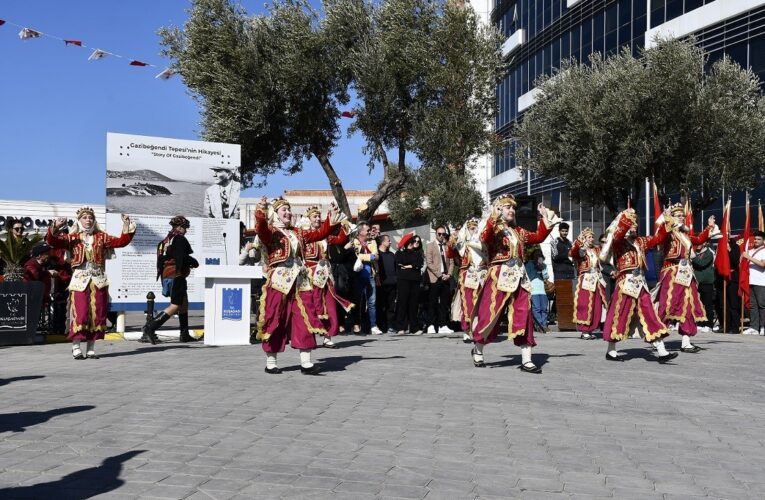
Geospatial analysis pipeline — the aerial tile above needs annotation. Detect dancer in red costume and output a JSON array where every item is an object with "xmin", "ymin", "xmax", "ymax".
[
  {"xmin": 248, "ymin": 196, "xmax": 342, "ymax": 374},
  {"xmin": 601, "ymin": 208, "xmax": 677, "ymax": 362},
  {"xmin": 570, "ymin": 227, "xmax": 608, "ymax": 340},
  {"xmin": 470, "ymin": 194, "xmax": 560, "ymax": 374},
  {"xmin": 47, "ymin": 208, "xmax": 135, "ymax": 360},
  {"xmin": 656, "ymin": 204, "xmax": 716, "ymax": 353},
  {"xmin": 301, "ymin": 205, "xmax": 354, "ymax": 349}
]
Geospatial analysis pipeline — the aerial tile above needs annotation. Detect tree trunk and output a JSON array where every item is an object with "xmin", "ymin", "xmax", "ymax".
[
  {"xmin": 315, "ymin": 152, "xmax": 352, "ymax": 218},
  {"xmin": 359, "ymin": 174, "xmax": 408, "ymax": 221}
]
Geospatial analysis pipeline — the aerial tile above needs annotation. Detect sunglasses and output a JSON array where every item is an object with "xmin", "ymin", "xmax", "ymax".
[{"xmin": 436, "ymin": 232, "xmax": 447, "ymax": 236}]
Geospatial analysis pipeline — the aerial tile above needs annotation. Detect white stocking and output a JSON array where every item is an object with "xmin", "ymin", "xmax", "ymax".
[
  {"xmin": 473, "ymin": 342, "xmax": 484, "ymax": 361},
  {"xmin": 652, "ymin": 340, "xmax": 669, "ymax": 356},
  {"xmin": 681, "ymin": 335, "xmax": 692, "ymax": 349},
  {"xmin": 299, "ymin": 350, "xmax": 313, "ymax": 368},
  {"xmin": 520, "ymin": 345, "xmax": 532, "ymax": 365},
  {"xmin": 266, "ymin": 353, "xmax": 278, "ymax": 369},
  {"xmin": 86, "ymin": 340, "xmax": 95, "ymax": 355}
]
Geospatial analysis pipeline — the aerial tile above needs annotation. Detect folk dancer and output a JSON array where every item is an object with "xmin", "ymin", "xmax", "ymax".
[
  {"xmin": 601, "ymin": 208, "xmax": 676, "ymax": 362},
  {"xmin": 142, "ymin": 215, "xmax": 200, "ymax": 344},
  {"xmin": 47, "ymin": 209, "xmax": 135, "ymax": 360},
  {"xmin": 656, "ymin": 204, "xmax": 716, "ymax": 353},
  {"xmin": 302, "ymin": 205, "xmax": 354, "ymax": 349},
  {"xmin": 248, "ymin": 196, "xmax": 342, "ymax": 374},
  {"xmin": 470, "ymin": 195, "xmax": 561, "ymax": 374},
  {"xmin": 449, "ymin": 218, "xmax": 488, "ymax": 343},
  {"xmin": 570, "ymin": 228, "xmax": 609, "ymax": 340}
]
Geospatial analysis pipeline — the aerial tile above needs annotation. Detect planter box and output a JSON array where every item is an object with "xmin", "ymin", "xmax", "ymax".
[{"xmin": 0, "ymin": 281, "xmax": 44, "ymax": 345}]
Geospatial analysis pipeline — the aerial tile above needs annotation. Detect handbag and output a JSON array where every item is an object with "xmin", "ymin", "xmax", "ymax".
[{"xmin": 353, "ymin": 256, "xmax": 363, "ymax": 273}]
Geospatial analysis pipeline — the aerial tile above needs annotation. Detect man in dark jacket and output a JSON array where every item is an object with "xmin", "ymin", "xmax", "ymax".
[
  {"xmin": 551, "ymin": 222, "xmax": 575, "ymax": 280},
  {"xmin": 142, "ymin": 215, "xmax": 199, "ymax": 343},
  {"xmin": 376, "ymin": 235, "xmax": 397, "ymax": 333}
]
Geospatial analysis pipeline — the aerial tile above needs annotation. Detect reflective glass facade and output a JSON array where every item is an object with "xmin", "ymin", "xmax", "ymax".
[{"xmin": 490, "ymin": 0, "xmax": 765, "ymax": 236}]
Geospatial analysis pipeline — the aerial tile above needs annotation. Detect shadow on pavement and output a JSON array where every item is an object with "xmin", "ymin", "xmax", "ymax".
[
  {"xmin": 315, "ymin": 355, "xmax": 405, "ymax": 372},
  {"xmin": 0, "ymin": 405, "xmax": 95, "ymax": 433},
  {"xmin": 0, "ymin": 450, "xmax": 145, "ymax": 499},
  {"xmin": 0, "ymin": 375, "xmax": 45, "ymax": 387},
  {"xmin": 619, "ymin": 348, "xmax": 678, "ymax": 363},
  {"xmin": 98, "ymin": 345, "xmax": 204, "ymax": 358},
  {"xmin": 333, "ymin": 338, "xmax": 378, "ymax": 348},
  {"xmin": 485, "ymin": 353, "xmax": 583, "ymax": 369}
]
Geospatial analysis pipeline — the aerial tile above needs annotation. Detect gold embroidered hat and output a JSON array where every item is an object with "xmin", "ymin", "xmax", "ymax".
[
  {"xmin": 76, "ymin": 206, "xmax": 96, "ymax": 219},
  {"xmin": 466, "ymin": 217, "xmax": 480, "ymax": 229},
  {"xmin": 271, "ymin": 197, "xmax": 290, "ymax": 211},
  {"xmin": 495, "ymin": 194, "xmax": 516, "ymax": 207},
  {"xmin": 668, "ymin": 203, "xmax": 685, "ymax": 216},
  {"xmin": 305, "ymin": 205, "xmax": 321, "ymax": 218}
]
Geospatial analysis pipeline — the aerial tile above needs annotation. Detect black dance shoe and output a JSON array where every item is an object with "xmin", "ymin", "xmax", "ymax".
[
  {"xmin": 471, "ymin": 349, "xmax": 485, "ymax": 368},
  {"xmin": 657, "ymin": 351, "xmax": 679, "ymax": 363},
  {"xmin": 264, "ymin": 367, "xmax": 283, "ymax": 374},
  {"xmin": 605, "ymin": 352, "xmax": 625, "ymax": 362},
  {"xmin": 520, "ymin": 362, "xmax": 542, "ymax": 374},
  {"xmin": 680, "ymin": 345, "xmax": 702, "ymax": 353},
  {"xmin": 300, "ymin": 365, "xmax": 321, "ymax": 375}
]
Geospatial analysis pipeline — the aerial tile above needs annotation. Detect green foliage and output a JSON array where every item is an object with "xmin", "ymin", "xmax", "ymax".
[
  {"xmin": 388, "ymin": 165, "xmax": 484, "ymax": 228},
  {"xmin": 0, "ymin": 231, "xmax": 43, "ymax": 281},
  {"xmin": 514, "ymin": 38, "xmax": 765, "ymax": 215},
  {"xmin": 160, "ymin": 0, "xmax": 504, "ymax": 224}
]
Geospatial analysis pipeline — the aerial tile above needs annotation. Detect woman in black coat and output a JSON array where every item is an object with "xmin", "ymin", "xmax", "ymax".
[{"xmin": 395, "ymin": 233, "xmax": 424, "ymax": 334}]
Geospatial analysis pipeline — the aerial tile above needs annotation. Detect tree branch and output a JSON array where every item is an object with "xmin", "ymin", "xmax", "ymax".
[
  {"xmin": 315, "ymin": 151, "xmax": 352, "ymax": 218},
  {"xmin": 360, "ymin": 173, "xmax": 407, "ymax": 221}
]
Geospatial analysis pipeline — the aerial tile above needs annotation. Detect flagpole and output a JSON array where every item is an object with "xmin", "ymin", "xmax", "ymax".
[
  {"xmin": 741, "ymin": 191, "xmax": 749, "ymax": 333},
  {"xmin": 724, "ymin": 281, "xmax": 727, "ymax": 334}
]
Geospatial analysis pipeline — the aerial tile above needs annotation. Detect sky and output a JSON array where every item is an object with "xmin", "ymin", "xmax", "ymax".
[{"xmin": 0, "ymin": 1, "xmax": 381, "ymax": 206}]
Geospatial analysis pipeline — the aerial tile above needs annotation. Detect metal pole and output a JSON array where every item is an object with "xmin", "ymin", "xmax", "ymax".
[{"xmin": 645, "ymin": 177, "xmax": 650, "ymax": 235}]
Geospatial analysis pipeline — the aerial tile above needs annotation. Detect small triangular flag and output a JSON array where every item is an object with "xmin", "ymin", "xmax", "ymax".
[
  {"xmin": 129, "ymin": 60, "xmax": 149, "ymax": 67},
  {"xmin": 0, "ymin": 20, "xmax": 6, "ymax": 26},
  {"xmin": 341, "ymin": 111, "xmax": 355, "ymax": 118},
  {"xmin": 88, "ymin": 49, "xmax": 108, "ymax": 61},
  {"xmin": 19, "ymin": 28, "xmax": 41, "ymax": 40},
  {"xmin": 64, "ymin": 40, "xmax": 83, "ymax": 47},
  {"xmin": 155, "ymin": 68, "xmax": 176, "ymax": 80}
]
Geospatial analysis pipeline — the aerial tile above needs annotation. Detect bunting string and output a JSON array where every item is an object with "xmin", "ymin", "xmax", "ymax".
[{"xmin": 0, "ymin": 18, "xmax": 176, "ymax": 80}]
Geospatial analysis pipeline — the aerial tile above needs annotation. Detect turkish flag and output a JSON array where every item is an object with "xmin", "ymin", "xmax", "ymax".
[
  {"xmin": 652, "ymin": 180, "xmax": 661, "ymax": 229},
  {"xmin": 129, "ymin": 60, "xmax": 149, "ymax": 66},
  {"xmin": 714, "ymin": 199, "xmax": 732, "ymax": 281},
  {"xmin": 739, "ymin": 195, "xmax": 752, "ymax": 307},
  {"xmin": 0, "ymin": 19, "xmax": 6, "ymax": 26},
  {"xmin": 64, "ymin": 40, "xmax": 83, "ymax": 47},
  {"xmin": 341, "ymin": 111, "xmax": 355, "ymax": 118}
]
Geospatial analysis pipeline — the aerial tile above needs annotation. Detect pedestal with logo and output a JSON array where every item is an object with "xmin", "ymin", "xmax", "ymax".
[{"xmin": 197, "ymin": 265, "xmax": 263, "ymax": 345}]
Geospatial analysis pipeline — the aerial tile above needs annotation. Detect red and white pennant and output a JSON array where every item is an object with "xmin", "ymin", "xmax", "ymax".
[{"xmin": 0, "ymin": 18, "xmax": 174, "ymax": 80}]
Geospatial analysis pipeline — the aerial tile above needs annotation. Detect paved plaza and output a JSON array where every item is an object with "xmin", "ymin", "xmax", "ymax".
[{"xmin": 1, "ymin": 327, "xmax": 765, "ymax": 499}]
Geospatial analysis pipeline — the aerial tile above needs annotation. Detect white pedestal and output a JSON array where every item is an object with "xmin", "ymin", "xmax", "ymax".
[{"xmin": 196, "ymin": 265, "xmax": 263, "ymax": 345}]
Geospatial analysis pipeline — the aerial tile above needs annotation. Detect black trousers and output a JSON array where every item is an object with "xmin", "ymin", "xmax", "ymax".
[
  {"xmin": 428, "ymin": 278, "xmax": 451, "ymax": 330},
  {"xmin": 377, "ymin": 283, "xmax": 397, "ymax": 332},
  {"xmin": 396, "ymin": 279, "xmax": 421, "ymax": 333},
  {"xmin": 697, "ymin": 282, "xmax": 715, "ymax": 328}
]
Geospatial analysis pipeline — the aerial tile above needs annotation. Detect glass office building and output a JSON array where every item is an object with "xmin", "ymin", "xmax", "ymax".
[{"xmin": 488, "ymin": 0, "xmax": 765, "ymax": 235}]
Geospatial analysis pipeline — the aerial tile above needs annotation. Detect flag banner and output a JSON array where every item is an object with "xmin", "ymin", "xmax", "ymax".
[
  {"xmin": 88, "ymin": 49, "xmax": 108, "ymax": 61},
  {"xmin": 18, "ymin": 28, "xmax": 41, "ymax": 40},
  {"xmin": 64, "ymin": 39, "xmax": 83, "ymax": 47}
]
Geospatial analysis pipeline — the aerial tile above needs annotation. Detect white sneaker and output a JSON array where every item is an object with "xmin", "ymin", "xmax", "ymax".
[
  {"xmin": 630, "ymin": 333, "xmax": 640, "ymax": 339},
  {"xmin": 438, "ymin": 325, "xmax": 454, "ymax": 334},
  {"xmin": 427, "ymin": 325, "xmax": 436, "ymax": 334},
  {"xmin": 712, "ymin": 324, "xmax": 720, "ymax": 332},
  {"xmin": 760, "ymin": 329, "xmax": 764, "ymax": 336},
  {"xmin": 370, "ymin": 326, "xmax": 383, "ymax": 335},
  {"xmin": 742, "ymin": 328, "xmax": 758, "ymax": 335}
]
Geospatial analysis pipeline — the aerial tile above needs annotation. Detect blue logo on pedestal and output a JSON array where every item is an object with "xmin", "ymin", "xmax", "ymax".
[{"xmin": 221, "ymin": 288, "xmax": 243, "ymax": 321}]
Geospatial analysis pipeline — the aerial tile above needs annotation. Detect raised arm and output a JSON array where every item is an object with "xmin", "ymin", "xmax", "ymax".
[
  {"xmin": 569, "ymin": 238, "xmax": 583, "ymax": 260},
  {"xmin": 326, "ymin": 226, "xmax": 349, "ymax": 246},
  {"xmin": 480, "ymin": 216, "xmax": 496, "ymax": 244},
  {"xmin": 46, "ymin": 224, "xmax": 74, "ymax": 250},
  {"xmin": 303, "ymin": 215, "xmax": 336, "ymax": 244},
  {"xmin": 523, "ymin": 220, "xmax": 553, "ymax": 245},
  {"xmin": 644, "ymin": 221, "xmax": 670, "ymax": 250},
  {"xmin": 689, "ymin": 216, "xmax": 716, "ymax": 246},
  {"xmin": 105, "ymin": 214, "xmax": 136, "ymax": 249}
]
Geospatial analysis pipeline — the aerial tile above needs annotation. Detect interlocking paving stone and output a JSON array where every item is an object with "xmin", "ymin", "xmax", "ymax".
[{"xmin": 2, "ymin": 329, "xmax": 765, "ymax": 498}]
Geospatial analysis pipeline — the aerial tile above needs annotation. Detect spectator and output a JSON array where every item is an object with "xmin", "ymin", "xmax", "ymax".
[
  {"xmin": 742, "ymin": 230, "xmax": 765, "ymax": 335},
  {"xmin": 351, "ymin": 222, "xmax": 381, "ymax": 335},
  {"xmin": 525, "ymin": 249, "xmax": 550, "ymax": 333},
  {"xmin": 23, "ymin": 242, "xmax": 54, "ymax": 305},
  {"xmin": 692, "ymin": 242, "xmax": 715, "ymax": 333},
  {"xmin": 376, "ymin": 234, "xmax": 397, "ymax": 333},
  {"xmin": 425, "ymin": 226, "xmax": 455, "ymax": 334},
  {"xmin": 395, "ymin": 232, "xmax": 424, "ymax": 335},
  {"xmin": 412, "ymin": 235, "xmax": 429, "ymax": 329},
  {"xmin": 370, "ymin": 223, "xmax": 381, "ymax": 241},
  {"xmin": 551, "ymin": 222, "xmax": 575, "ymax": 280},
  {"xmin": 330, "ymin": 235, "xmax": 356, "ymax": 333}
]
